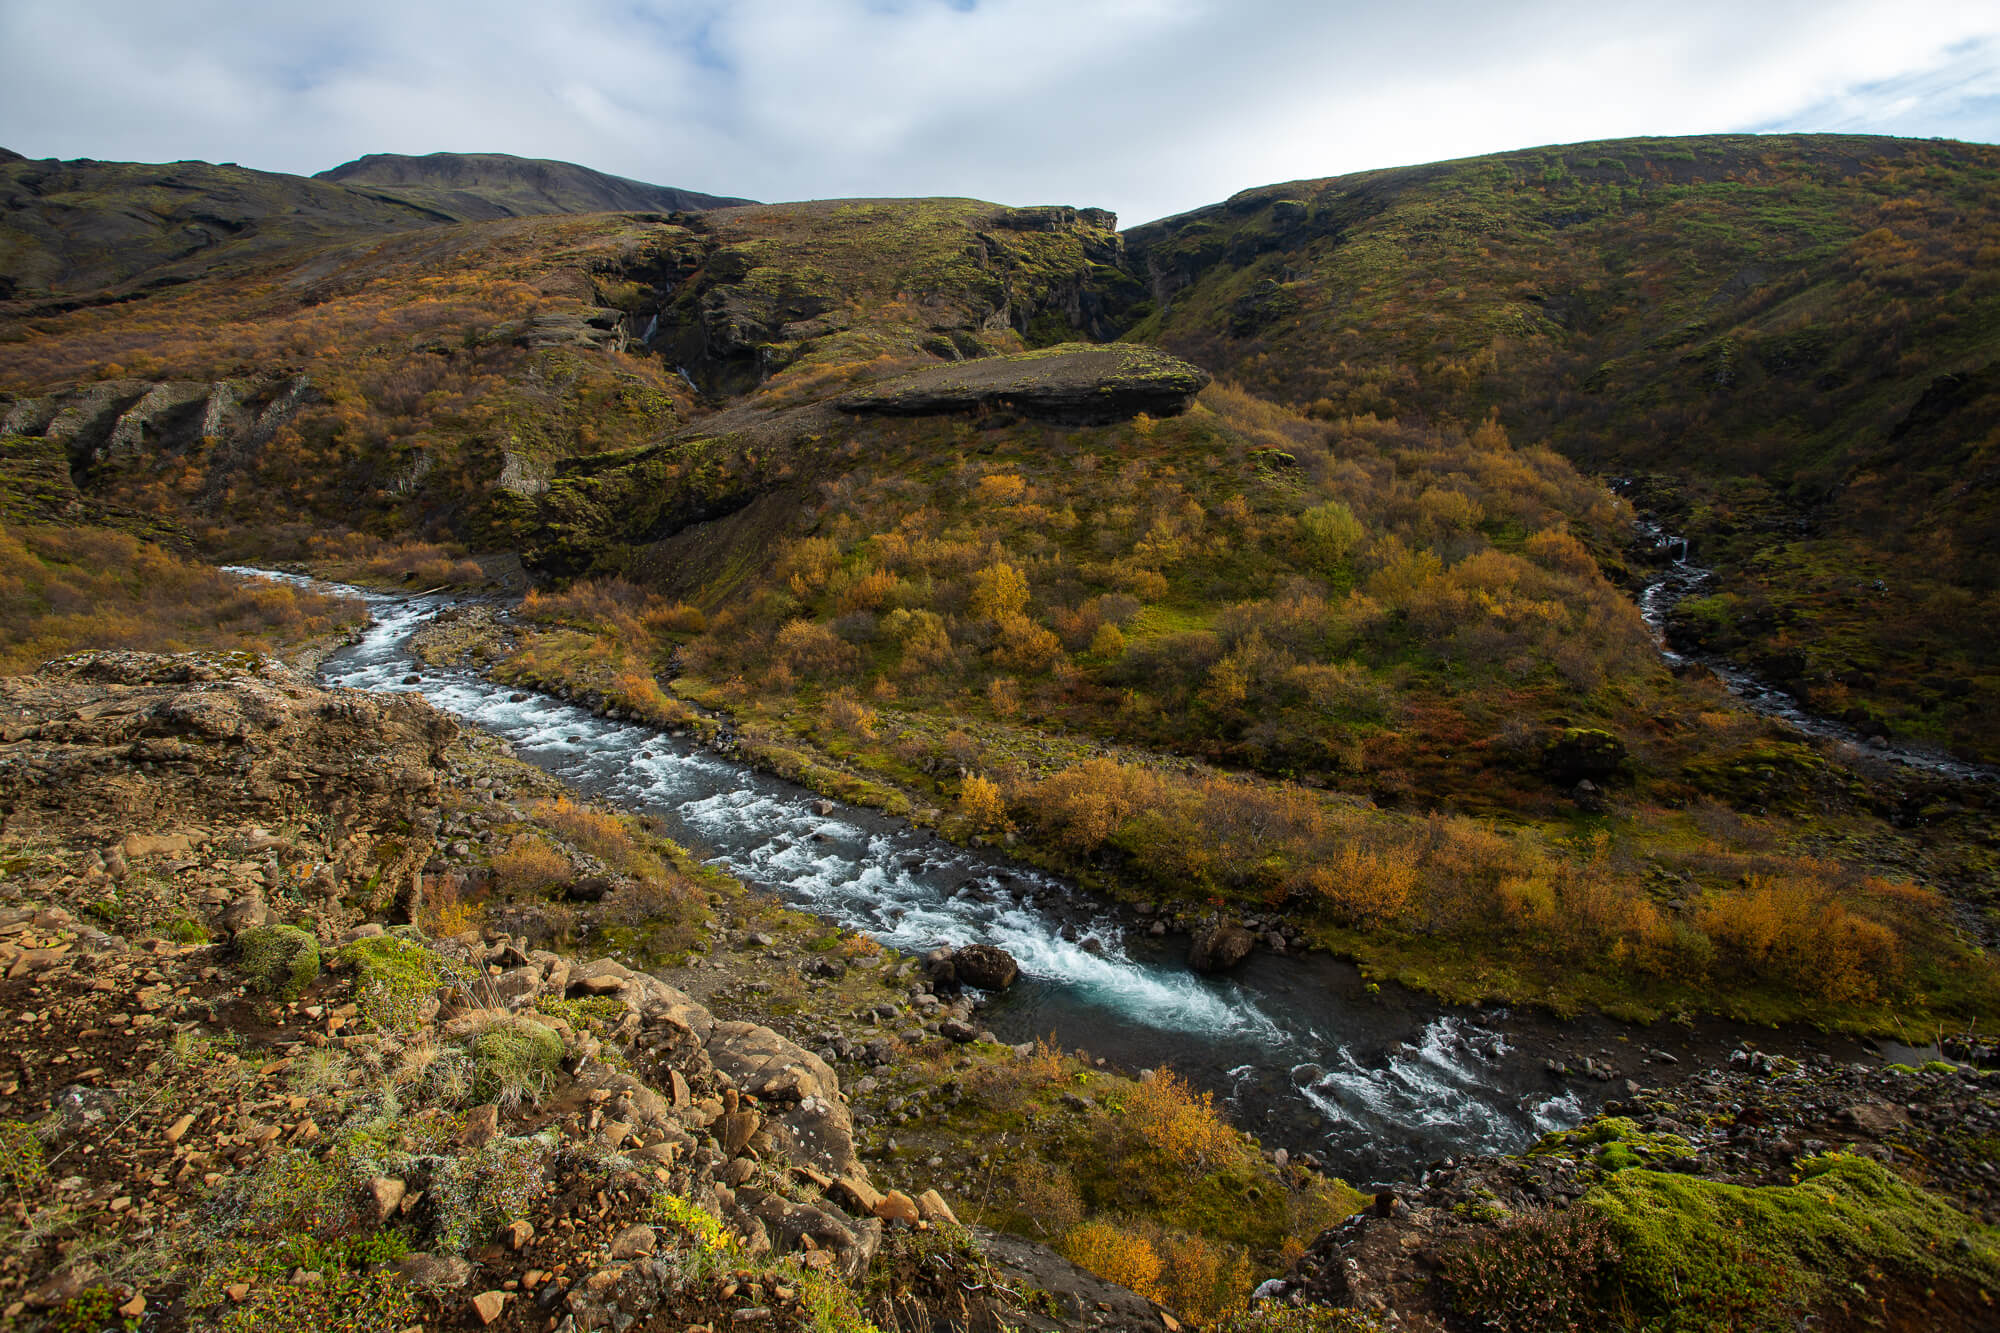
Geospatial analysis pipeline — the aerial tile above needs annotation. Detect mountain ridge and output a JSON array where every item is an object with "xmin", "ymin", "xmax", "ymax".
[{"xmin": 314, "ymin": 149, "xmax": 755, "ymax": 219}]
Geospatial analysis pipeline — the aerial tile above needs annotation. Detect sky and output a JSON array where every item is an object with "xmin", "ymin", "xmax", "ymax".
[{"xmin": 4, "ymin": 0, "xmax": 1998, "ymax": 225}]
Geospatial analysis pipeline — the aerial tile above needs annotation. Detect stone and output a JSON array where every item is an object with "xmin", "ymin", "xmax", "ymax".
[
  {"xmin": 837, "ymin": 344, "xmax": 1210, "ymax": 426},
  {"xmin": 873, "ymin": 1190, "xmax": 921, "ymax": 1225},
  {"xmin": 914, "ymin": 1189, "xmax": 958, "ymax": 1226},
  {"xmin": 1188, "ymin": 922, "xmax": 1255, "ymax": 972},
  {"xmin": 364, "ymin": 1176, "xmax": 407, "ymax": 1223},
  {"xmin": 123, "ymin": 832, "xmax": 191, "ymax": 859},
  {"xmin": 471, "ymin": 1290, "xmax": 509, "ymax": 1324},
  {"xmin": 500, "ymin": 1218, "xmax": 534, "ymax": 1250},
  {"xmin": 395, "ymin": 1253, "xmax": 476, "ymax": 1290},
  {"xmin": 718, "ymin": 1109, "xmax": 764, "ymax": 1156},
  {"xmin": 951, "ymin": 944, "xmax": 1019, "ymax": 991},
  {"xmin": 831, "ymin": 1174, "xmax": 884, "ymax": 1217},
  {"xmin": 461, "ymin": 1104, "xmax": 501, "ymax": 1147},
  {"xmin": 937, "ymin": 1018, "xmax": 979, "ymax": 1043},
  {"xmin": 219, "ymin": 894, "xmax": 267, "ymax": 934},
  {"xmin": 610, "ymin": 1224, "xmax": 657, "ymax": 1259}
]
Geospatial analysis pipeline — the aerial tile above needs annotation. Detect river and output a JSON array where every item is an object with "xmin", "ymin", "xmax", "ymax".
[{"xmin": 234, "ymin": 568, "xmax": 1863, "ymax": 1187}]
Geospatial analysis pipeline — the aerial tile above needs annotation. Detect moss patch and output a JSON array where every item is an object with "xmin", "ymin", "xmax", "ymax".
[
  {"xmin": 335, "ymin": 934, "xmax": 447, "ymax": 1032},
  {"xmin": 237, "ymin": 924, "xmax": 321, "ymax": 999},
  {"xmin": 1586, "ymin": 1153, "xmax": 2000, "ymax": 1330}
]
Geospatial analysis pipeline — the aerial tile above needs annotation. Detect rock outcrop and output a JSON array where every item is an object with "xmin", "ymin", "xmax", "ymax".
[
  {"xmin": 837, "ymin": 343, "xmax": 1209, "ymax": 425},
  {"xmin": 1269, "ymin": 1054, "xmax": 2000, "ymax": 1328}
]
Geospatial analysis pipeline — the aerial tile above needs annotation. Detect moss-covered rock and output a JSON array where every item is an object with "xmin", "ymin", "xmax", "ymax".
[
  {"xmin": 836, "ymin": 343, "xmax": 1210, "ymax": 425},
  {"xmin": 1586, "ymin": 1153, "xmax": 2000, "ymax": 1329},
  {"xmin": 237, "ymin": 924, "xmax": 320, "ymax": 999},
  {"xmin": 469, "ymin": 1020, "xmax": 564, "ymax": 1105},
  {"xmin": 336, "ymin": 934, "xmax": 447, "ymax": 1033}
]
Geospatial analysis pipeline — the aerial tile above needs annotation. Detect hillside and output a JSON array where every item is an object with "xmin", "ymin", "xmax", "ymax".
[
  {"xmin": 1120, "ymin": 133, "xmax": 2000, "ymax": 762},
  {"xmin": 0, "ymin": 150, "xmax": 750, "ymax": 307},
  {"xmin": 316, "ymin": 151, "xmax": 754, "ymax": 220},
  {"xmin": 3, "ymin": 133, "xmax": 2000, "ymax": 1330},
  {"xmin": 0, "ymin": 156, "xmax": 449, "ymax": 303}
]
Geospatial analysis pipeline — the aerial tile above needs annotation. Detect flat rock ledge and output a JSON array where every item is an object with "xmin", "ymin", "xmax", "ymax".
[{"xmin": 836, "ymin": 343, "xmax": 1210, "ymax": 425}]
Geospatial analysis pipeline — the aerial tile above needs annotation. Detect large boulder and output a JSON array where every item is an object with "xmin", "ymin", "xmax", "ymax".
[
  {"xmin": 952, "ymin": 943, "xmax": 1020, "ymax": 991},
  {"xmin": 1188, "ymin": 922, "xmax": 1255, "ymax": 972}
]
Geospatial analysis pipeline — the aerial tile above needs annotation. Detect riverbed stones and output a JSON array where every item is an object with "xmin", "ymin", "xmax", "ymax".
[
  {"xmin": 950, "ymin": 944, "xmax": 1019, "ymax": 990},
  {"xmin": 1188, "ymin": 921, "xmax": 1255, "ymax": 972}
]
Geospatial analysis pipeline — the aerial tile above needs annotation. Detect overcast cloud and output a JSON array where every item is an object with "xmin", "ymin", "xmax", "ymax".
[{"xmin": 4, "ymin": 0, "xmax": 1997, "ymax": 224}]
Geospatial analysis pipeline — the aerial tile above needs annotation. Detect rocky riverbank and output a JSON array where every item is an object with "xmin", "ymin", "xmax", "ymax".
[
  {"xmin": 0, "ymin": 651, "xmax": 1178, "ymax": 1331},
  {"xmin": 1276, "ymin": 1051, "xmax": 2000, "ymax": 1329}
]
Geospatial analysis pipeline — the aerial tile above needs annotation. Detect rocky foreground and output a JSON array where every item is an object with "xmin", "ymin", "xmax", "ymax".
[
  {"xmin": 0, "ymin": 652, "xmax": 1163, "ymax": 1331},
  {"xmin": 2, "ymin": 650, "xmax": 1997, "ymax": 1333}
]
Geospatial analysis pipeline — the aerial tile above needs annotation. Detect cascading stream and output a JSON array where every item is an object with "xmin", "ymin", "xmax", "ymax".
[
  {"xmin": 1629, "ymin": 525, "xmax": 1995, "ymax": 784},
  {"xmin": 233, "ymin": 568, "xmax": 1598, "ymax": 1184}
]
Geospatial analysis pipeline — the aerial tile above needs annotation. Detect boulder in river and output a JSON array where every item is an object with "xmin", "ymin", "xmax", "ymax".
[
  {"xmin": 1189, "ymin": 921, "xmax": 1255, "ymax": 972},
  {"xmin": 951, "ymin": 944, "xmax": 1019, "ymax": 990}
]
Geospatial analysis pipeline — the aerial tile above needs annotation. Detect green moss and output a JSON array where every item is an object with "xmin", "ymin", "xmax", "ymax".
[
  {"xmin": 1532, "ymin": 1116, "xmax": 1697, "ymax": 1178},
  {"xmin": 1586, "ymin": 1154, "xmax": 2000, "ymax": 1330},
  {"xmin": 469, "ymin": 1019, "xmax": 564, "ymax": 1105},
  {"xmin": 335, "ymin": 934, "xmax": 447, "ymax": 1033},
  {"xmin": 238, "ymin": 924, "xmax": 321, "ymax": 999}
]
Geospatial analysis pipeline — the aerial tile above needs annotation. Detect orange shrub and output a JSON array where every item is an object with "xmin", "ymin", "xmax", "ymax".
[
  {"xmin": 1060, "ymin": 1223, "xmax": 1163, "ymax": 1304},
  {"xmin": 1306, "ymin": 844, "xmax": 1419, "ymax": 929},
  {"xmin": 1123, "ymin": 1068, "xmax": 1239, "ymax": 1177},
  {"xmin": 969, "ymin": 561, "xmax": 1031, "ymax": 619},
  {"xmin": 959, "ymin": 775, "xmax": 1011, "ymax": 834},
  {"xmin": 774, "ymin": 618, "xmax": 859, "ymax": 677},
  {"xmin": 489, "ymin": 837, "xmax": 571, "ymax": 894}
]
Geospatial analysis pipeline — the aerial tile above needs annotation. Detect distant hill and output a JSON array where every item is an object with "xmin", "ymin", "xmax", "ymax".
[
  {"xmin": 0, "ymin": 150, "xmax": 752, "ymax": 304},
  {"xmin": 0, "ymin": 156, "xmax": 456, "ymax": 302},
  {"xmin": 314, "ymin": 152, "xmax": 754, "ymax": 220}
]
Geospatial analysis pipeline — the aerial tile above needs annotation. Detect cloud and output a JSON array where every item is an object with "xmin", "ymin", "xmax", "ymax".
[{"xmin": 1, "ymin": 0, "xmax": 1995, "ymax": 223}]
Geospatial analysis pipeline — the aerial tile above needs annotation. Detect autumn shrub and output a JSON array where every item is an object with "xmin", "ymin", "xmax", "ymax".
[
  {"xmin": 1059, "ymin": 1222, "xmax": 1164, "ymax": 1303},
  {"xmin": 822, "ymin": 690, "xmax": 878, "ymax": 739},
  {"xmin": 1305, "ymin": 845, "xmax": 1419, "ymax": 930},
  {"xmin": 775, "ymin": 618, "xmax": 860, "ymax": 677},
  {"xmin": 1435, "ymin": 1206, "xmax": 1621, "ymax": 1333},
  {"xmin": 968, "ymin": 561, "xmax": 1031, "ymax": 619},
  {"xmin": 1123, "ymin": 1068, "xmax": 1241, "ymax": 1177},
  {"xmin": 1002, "ymin": 1158, "xmax": 1086, "ymax": 1236},
  {"xmin": 958, "ymin": 775, "xmax": 1011, "ymax": 835},
  {"xmin": 490, "ymin": 837, "xmax": 571, "ymax": 895},
  {"xmin": 418, "ymin": 875, "xmax": 485, "ymax": 938},
  {"xmin": 535, "ymin": 796, "xmax": 636, "ymax": 866},
  {"xmin": 1697, "ymin": 879, "xmax": 1903, "ymax": 1003},
  {"xmin": 1153, "ymin": 1230, "xmax": 1257, "ymax": 1322},
  {"xmin": 0, "ymin": 522, "xmax": 363, "ymax": 671}
]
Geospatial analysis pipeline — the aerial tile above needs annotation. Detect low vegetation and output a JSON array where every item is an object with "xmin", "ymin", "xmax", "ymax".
[{"xmin": 0, "ymin": 519, "xmax": 363, "ymax": 673}]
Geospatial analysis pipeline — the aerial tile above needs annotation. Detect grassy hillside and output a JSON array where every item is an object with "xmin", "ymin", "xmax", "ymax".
[
  {"xmin": 1121, "ymin": 133, "xmax": 2000, "ymax": 761},
  {"xmin": 0, "ymin": 156, "xmax": 449, "ymax": 302}
]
